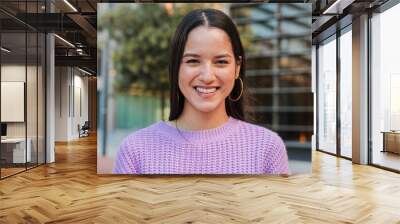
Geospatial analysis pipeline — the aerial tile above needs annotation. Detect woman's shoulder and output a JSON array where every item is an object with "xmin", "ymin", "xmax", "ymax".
[
  {"xmin": 119, "ymin": 121, "xmax": 164, "ymax": 147},
  {"xmin": 237, "ymin": 119, "xmax": 281, "ymax": 139},
  {"xmin": 236, "ymin": 119, "xmax": 285, "ymax": 149},
  {"xmin": 237, "ymin": 120, "xmax": 288, "ymax": 173}
]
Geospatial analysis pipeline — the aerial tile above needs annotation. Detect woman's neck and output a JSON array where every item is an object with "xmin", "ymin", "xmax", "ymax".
[{"xmin": 175, "ymin": 101, "xmax": 229, "ymax": 131}]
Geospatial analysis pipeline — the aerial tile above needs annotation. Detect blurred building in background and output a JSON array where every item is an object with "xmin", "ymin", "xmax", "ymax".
[{"xmin": 230, "ymin": 3, "xmax": 312, "ymax": 161}]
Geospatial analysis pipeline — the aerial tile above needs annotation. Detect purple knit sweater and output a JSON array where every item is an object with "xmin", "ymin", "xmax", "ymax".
[{"xmin": 113, "ymin": 117, "xmax": 290, "ymax": 175}]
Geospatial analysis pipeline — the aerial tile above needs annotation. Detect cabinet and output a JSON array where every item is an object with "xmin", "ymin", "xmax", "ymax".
[{"xmin": 382, "ymin": 132, "xmax": 400, "ymax": 154}]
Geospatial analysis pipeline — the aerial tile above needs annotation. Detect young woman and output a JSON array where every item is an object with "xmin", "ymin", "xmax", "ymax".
[{"xmin": 113, "ymin": 8, "xmax": 290, "ymax": 175}]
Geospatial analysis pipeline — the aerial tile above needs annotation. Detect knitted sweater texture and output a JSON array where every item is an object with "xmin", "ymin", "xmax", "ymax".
[{"xmin": 113, "ymin": 117, "xmax": 289, "ymax": 175}]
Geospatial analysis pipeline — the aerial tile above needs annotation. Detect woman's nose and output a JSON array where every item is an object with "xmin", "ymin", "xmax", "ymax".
[{"xmin": 199, "ymin": 62, "xmax": 216, "ymax": 83}]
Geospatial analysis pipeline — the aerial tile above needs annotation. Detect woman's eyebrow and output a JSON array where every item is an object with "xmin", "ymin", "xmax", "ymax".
[
  {"xmin": 182, "ymin": 53, "xmax": 200, "ymax": 58},
  {"xmin": 215, "ymin": 54, "xmax": 232, "ymax": 58}
]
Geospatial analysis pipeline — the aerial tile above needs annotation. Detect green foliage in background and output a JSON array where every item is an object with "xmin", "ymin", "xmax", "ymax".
[
  {"xmin": 99, "ymin": 4, "xmax": 182, "ymax": 120},
  {"xmin": 98, "ymin": 4, "xmax": 178, "ymax": 94}
]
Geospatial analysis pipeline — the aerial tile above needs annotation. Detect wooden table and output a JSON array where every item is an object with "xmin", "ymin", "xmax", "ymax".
[{"xmin": 1, "ymin": 138, "xmax": 31, "ymax": 164}]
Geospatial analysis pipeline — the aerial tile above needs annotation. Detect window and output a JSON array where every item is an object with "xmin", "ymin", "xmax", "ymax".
[
  {"xmin": 339, "ymin": 27, "xmax": 352, "ymax": 158},
  {"xmin": 317, "ymin": 35, "xmax": 337, "ymax": 154},
  {"xmin": 370, "ymin": 3, "xmax": 400, "ymax": 171}
]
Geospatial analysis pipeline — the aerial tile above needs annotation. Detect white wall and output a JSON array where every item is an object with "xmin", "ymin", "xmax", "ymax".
[
  {"xmin": 55, "ymin": 66, "xmax": 69, "ymax": 141},
  {"xmin": 55, "ymin": 67, "xmax": 89, "ymax": 141},
  {"xmin": 1, "ymin": 65, "xmax": 26, "ymax": 81}
]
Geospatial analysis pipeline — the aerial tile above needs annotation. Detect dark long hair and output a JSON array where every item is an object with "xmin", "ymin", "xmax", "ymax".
[{"xmin": 168, "ymin": 8, "xmax": 250, "ymax": 121}]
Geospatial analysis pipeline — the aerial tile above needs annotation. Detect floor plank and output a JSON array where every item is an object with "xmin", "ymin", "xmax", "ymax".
[{"xmin": 0, "ymin": 134, "xmax": 399, "ymax": 223}]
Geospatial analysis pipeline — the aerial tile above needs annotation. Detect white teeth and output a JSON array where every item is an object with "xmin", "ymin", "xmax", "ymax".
[{"xmin": 196, "ymin": 87, "xmax": 217, "ymax": 94}]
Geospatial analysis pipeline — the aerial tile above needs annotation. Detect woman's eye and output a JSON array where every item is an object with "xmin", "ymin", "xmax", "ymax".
[
  {"xmin": 186, "ymin": 59, "xmax": 199, "ymax": 64},
  {"xmin": 216, "ymin": 60, "xmax": 228, "ymax": 64}
]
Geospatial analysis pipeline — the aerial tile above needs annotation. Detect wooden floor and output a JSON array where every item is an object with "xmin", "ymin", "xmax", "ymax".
[
  {"xmin": 1, "ymin": 167, "xmax": 26, "ymax": 178},
  {"xmin": 373, "ymin": 151, "xmax": 400, "ymax": 171},
  {"xmin": 1, "ymin": 135, "xmax": 400, "ymax": 223},
  {"xmin": 1, "ymin": 163, "xmax": 45, "ymax": 178}
]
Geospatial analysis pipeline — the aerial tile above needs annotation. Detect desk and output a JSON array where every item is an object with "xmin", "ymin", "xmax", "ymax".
[
  {"xmin": 381, "ymin": 131, "xmax": 400, "ymax": 154},
  {"xmin": 1, "ymin": 138, "xmax": 31, "ymax": 163}
]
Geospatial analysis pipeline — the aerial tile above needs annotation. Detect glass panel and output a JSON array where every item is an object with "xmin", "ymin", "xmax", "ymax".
[
  {"xmin": 1, "ymin": 29, "xmax": 27, "ymax": 177},
  {"xmin": 339, "ymin": 28, "xmax": 352, "ymax": 158},
  {"xmin": 26, "ymin": 0, "xmax": 39, "ymax": 169},
  {"xmin": 254, "ymin": 111, "xmax": 273, "ymax": 124},
  {"xmin": 278, "ymin": 130, "xmax": 312, "ymax": 143},
  {"xmin": 253, "ymin": 93, "xmax": 273, "ymax": 106},
  {"xmin": 27, "ymin": 30, "xmax": 38, "ymax": 169},
  {"xmin": 38, "ymin": 32, "xmax": 45, "ymax": 165},
  {"xmin": 247, "ymin": 57, "xmax": 273, "ymax": 70},
  {"xmin": 279, "ymin": 111, "xmax": 313, "ymax": 126},
  {"xmin": 279, "ymin": 73, "xmax": 311, "ymax": 87},
  {"xmin": 317, "ymin": 35, "xmax": 337, "ymax": 154},
  {"xmin": 0, "ymin": 0, "xmax": 46, "ymax": 178},
  {"xmin": 247, "ymin": 76, "xmax": 273, "ymax": 88},
  {"xmin": 371, "ymin": 4, "xmax": 400, "ymax": 171},
  {"xmin": 278, "ymin": 92, "xmax": 313, "ymax": 106}
]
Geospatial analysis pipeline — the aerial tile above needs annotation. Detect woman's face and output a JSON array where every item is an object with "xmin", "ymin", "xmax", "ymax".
[{"xmin": 178, "ymin": 26, "xmax": 241, "ymax": 115}]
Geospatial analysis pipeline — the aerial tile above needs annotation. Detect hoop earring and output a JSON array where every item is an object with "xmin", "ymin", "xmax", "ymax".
[{"xmin": 229, "ymin": 77, "xmax": 243, "ymax": 102}]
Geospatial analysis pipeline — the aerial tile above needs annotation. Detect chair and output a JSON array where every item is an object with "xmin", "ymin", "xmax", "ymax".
[{"xmin": 79, "ymin": 121, "xmax": 90, "ymax": 138}]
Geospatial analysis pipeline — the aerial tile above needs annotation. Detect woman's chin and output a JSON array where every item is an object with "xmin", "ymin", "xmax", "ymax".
[{"xmin": 191, "ymin": 102, "xmax": 222, "ymax": 114}]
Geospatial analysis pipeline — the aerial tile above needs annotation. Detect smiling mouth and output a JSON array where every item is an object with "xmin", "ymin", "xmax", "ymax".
[{"xmin": 194, "ymin": 86, "xmax": 220, "ymax": 94}]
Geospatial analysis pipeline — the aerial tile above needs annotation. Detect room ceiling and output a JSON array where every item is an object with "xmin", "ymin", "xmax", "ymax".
[{"xmin": 0, "ymin": 0, "xmax": 98, "ymax": 74}]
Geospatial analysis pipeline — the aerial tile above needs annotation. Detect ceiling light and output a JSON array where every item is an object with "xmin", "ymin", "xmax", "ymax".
[
  {"xmin": 63, "ymin": 0, "xmax": 78, "ymax": 12},
  {"xmin": 322, "ymin": 0, "xmax": 354, "ymax": 15},
  {"xmin": 54, "ymin": 34, "xmax": 75, "ymax": 48},
  {"xmin": 1, "ymin": 47, "xmax": 11, "ymax": 53},
  {"xmin": 78, "ymin": 67, "xmax": 92, "ymax": 76}
]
